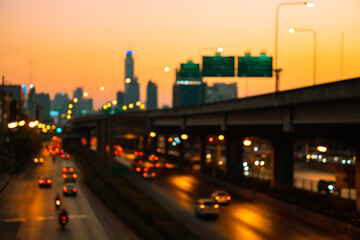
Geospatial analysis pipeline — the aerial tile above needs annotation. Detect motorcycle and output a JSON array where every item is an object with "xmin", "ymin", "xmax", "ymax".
[
  {"xmin": 55, "ymin": 199, "xmax": 61, "ymax": 210},
  {"xmin": 59, "ymin": 214, "xmax": 68, "ymax": 228}
]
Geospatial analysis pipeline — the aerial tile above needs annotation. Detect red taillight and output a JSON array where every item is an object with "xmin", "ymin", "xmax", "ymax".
[
  {"xmin": 47, "ymin": 179, "xmax": 52, "ymax": 184},
  {"xmin": 214, "ymin": 204, "xmax": 219, "ymax": 209},
  {"xmin": 134, "ymin": 152, "xmax": 138, "ymax": 156},
  {"xmin": 60, "ymin": 150, "xmax": 64, "ymax": 153},
  {"xmin": 144, "ymin": 168, "xmax": 148, "ymax": 171},
  {"xmin": 73, "ymin": 174, "xmax": 77, "ymax": 178},
  {"xmin": 143, "ymin": 173, "xmax": 147, "ymax": 177},
  {"xmin": 227, "ymin": 196, "xmax": 231, "ymax": 201},
  {"xmin": 200, "ymin": 204, "xmax": 205, "ymax": 209},
  {"xmin": 63, "ymin": 174, "xmax": 67, "ymax": 178},
  {"xmin": 139, "ymin": 152, "xmax": 143, "ymax": 156},
  {"xmin": 73, "ymin": 188, "xmax": 77, "ymax": 192},
  {"xmin": 155, "ymin": 163, "xmax": 160, "ymax": 168},
  {"xmin": 69, "ymin": 167, "xmax": 74, "ymax": 172},
  {"xmin": 150, "ymin": 163, "xmax": 154, "ymax": 168},
  {"xmin": 38, "ymin": 180, "xmax": 44, "ymax": 184},
  {"xmin": 151, "ymin": 172, "xmax": 156, "ymax": 177},
  {"xmin": 114, "ymin": 150, "xmax": 118, "ymax": 155},
  {"xmin": 67, "ymin": 154, "xmax": 70, "ymax": 158},
  {"xmin": 136, "ymin": 167, "xmax": 141, "ymax": 172},
  {"xmin": 62, "ymin": 168, "xmax": 67, "ymax": 173},
  {"xmin": 154, "ymin": 157, "xmax": 159, "ymax": 161},
  {"xmin": 132, "ymin": 160, "xmax": 135, "ymax": 164},
  {"xmin": 165, "ymin": 163, "xmax": 170, "ymax": 168},
  {"xmin": 61, "ymin": 154, "xmax": 65, "ymax": 158},
  {"xmin": 215, "ymin": 196, "xmax": 220, "ymax": 200},
  {"xmin": 63, "ymin": 186, "xmax": 68, "ymax": 192},
  {"xmin": 139, "ymin": 160, "xmax": 142, "ymax": 164},
  {"xmin": 61, "ymin": 216, "xmax": 67, "ymax": 220}
]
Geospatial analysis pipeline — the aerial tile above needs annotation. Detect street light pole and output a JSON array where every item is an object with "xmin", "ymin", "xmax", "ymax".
[
  {"xmin": 289, "ymin": 28, "xmax": 317, "ymax": 85},
  {"xmin": 274, "ymin": 1, "xmax": 314, "ymax": 92}
]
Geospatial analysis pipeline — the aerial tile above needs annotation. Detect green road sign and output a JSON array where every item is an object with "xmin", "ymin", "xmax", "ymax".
[
  {"xmin": 179, "ymin": 61, "xmax": 200, "ymax": 78},
  {"xmin": 238, "ymin": 53, "xmax": 273, "ymax": 77},
  {"xmin": 202, "ymin": 54, "xmax": 235, "ymax": 77}
]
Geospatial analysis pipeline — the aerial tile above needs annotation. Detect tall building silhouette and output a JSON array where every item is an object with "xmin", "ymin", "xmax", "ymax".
[
  {"xmin": 173, "ymin": 60, "xmax": 206, "ymax": 107},
  {"xmin": 124, "ymin": 50, "xmax": 139, "ymax": 105},
  {"xmin": 146, "ymin": 80, "xmax": 158, "ymax": 110}
]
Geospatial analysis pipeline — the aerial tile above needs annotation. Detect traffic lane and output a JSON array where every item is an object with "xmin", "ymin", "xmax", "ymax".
[
  {"xmin": 154, "ymin": 171, "xmax": 356, "ymax": 240},
  {"xmin": 59, "ymin": 155, "xmax": 141, "ymax": 240},
  {"xmin": 127, "ymin": 171, "xmax": 226, "ymax": 240},
  {"xmin": 0, "ymin": 156, "xmax": 112, "ymax": 240}
]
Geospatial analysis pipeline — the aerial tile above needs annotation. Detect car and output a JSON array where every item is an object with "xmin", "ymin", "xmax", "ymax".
[
  {"xmin": 164, "ymin": 161, "xmax": 177, "ymax": 169},
  {"xmin": 61, "ymin": 153, "xmax": 71, "ymax": 159},
  {"xmin": 135, "ymin": 166, "xmax": 148, "ymax": 174},
  {"xmin": 211, "ymin": 190, "xmax": 231, "ymax": 205},
  {"xmin": 318, "ymin": 179, "xmax": 340, "ymax": 195},
  {"xmin": 34, "ymin": 157, "xmax": 44, "ymax": 164},
  {"xmin": 132, "ymin": 158, "xmax": 143, "ymax": 169},
  {"xmin": 142, "ymin": 170, "xmax": 156, "ymax": 180},
  {"xmin": 62, "ymin": 166, "xmax": 75, "ymax": 173},
  {"xmin": 63, "ymin": 183, "xmax": 78, "ymax": 196},
  {"xmin": 134, "ymin": 151, "xmax": 144, "ymax": 157},
  {"xmin": 62, "ymin": 172, "xmax": 78, "ymax": 183},
  {"xmin": 38, "ymin": 176, "xmax": 52, "ymax": 187},
  {"xmin": 195, "ymin": 198, "xmax": 219, "ymax": 218}
]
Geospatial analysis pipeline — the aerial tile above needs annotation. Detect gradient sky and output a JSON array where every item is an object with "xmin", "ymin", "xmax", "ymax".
[{"xmin": 0, "ymin": 0, "xmax": 359, "ymax": 109}]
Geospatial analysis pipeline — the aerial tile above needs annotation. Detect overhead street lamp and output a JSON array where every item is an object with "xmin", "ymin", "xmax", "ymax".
[
  {"xmin": 198, "ymin": 47, "xmax": 223, "ymax": 60},
  {"xmin": 274, "ymin": 1, "xmax": 314, "ymax": 92},
  {"xmin": 289, "ymin": 28, "xmax": 317, "ymax": 85}
]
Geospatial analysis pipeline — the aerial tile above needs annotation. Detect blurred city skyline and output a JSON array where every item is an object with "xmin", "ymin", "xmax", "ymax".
[{"xmin": 0, "ymin": 0, "xmax": 359, "ymax": 109}]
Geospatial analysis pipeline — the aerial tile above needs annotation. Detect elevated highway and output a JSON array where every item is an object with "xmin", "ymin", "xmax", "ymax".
[{"xmin": 65, "ymin": 77, "xmax": 360, "ymax": 209}]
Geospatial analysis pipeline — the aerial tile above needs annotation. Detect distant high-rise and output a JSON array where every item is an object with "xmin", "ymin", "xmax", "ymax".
[
  {"xmin": 124, "ymin": 50, "xmax": 140, "ymax": 105},
  {"xmin": 27, "ymin": 86, "xmax": 36, "ymax": 119},
  {"xmin": 4, "ymin": 85, "xmax": 24, "ymax": 121},
  {"xmin": 35, "ymin": 93, "xmax": 51, "ymax": 123},
  {"xmin": 116, "ymin": 91, "xmax": 124, "ymax": 107},
  {"xmin": 146, "ymin": 81, "xmax": 158, "ymax": 110},
  {"xmin": 51, "ymin": 92, "xmax": 69, "ymax": 117},
  {"xmin": 73, "ymin": 87, "xmax": 83, "ymax": 100},
  {"xmin": 173, "ymin": 60, "xmax": 206, "ymax": 108}
]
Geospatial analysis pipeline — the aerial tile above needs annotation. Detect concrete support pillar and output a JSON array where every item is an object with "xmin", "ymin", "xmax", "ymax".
[
  {"xmin": 355, "ymin": 148, "xmax": 360, "ymax": 211},
  {"xmin": 199, "ymin": 135, "xmax": 207, "ymax": 173},
  {"xmin": 179, "ymin": 139, "xmax": 185, "ymax": 164},
  {"xmin": 86, "ymin": 129, "xmax": 91, "ymax": 148},
  {"xmin": 150, "ymin": 136, "xmax": 158, "ymax": 153},
  {"xmin": 107, "ymin": 118, "xmax": 114, "ymax": 168},
  {"xmin": 225, "ymin": 134, "xmax": 243, "ymax": 178},
  {"xmin": 271, "ymin": 133, "xmax": 294, "ymax": 189},
  {"xmin": 98, "ymin": 120, "xmax": 107, "ymax": 163},
  {"xmin": 164, "ymin": 134, "xmax": 169, "ymax": 156}
]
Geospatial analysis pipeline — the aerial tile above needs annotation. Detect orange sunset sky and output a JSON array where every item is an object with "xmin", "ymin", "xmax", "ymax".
[{"xmin": 0, "ymin": 0, "xmax": 359, "ymax": 109}]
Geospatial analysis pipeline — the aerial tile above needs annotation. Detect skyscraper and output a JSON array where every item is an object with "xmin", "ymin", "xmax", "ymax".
[
  {"xmin": 173, "ymin": 60, "xmax": 206, "ymax": 107},
  {"xmin": 124, "ymin": 50, "xmax": 140, "ymax": 105},
  {"xmin": 146, "ymin": 81, "xmax": 158, "ymax": 110},
  {"xmin": 73, "ymin": 87, "xmax": 83, "ymax": 100},
  {"xmin": 116, "ymin": 91, "xmax": 124, "ymax": 107}
]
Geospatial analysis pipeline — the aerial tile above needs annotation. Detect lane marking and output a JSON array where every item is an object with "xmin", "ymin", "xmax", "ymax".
[
  {"xmin": 2, "ymin": 214, "xmax": 88, "ymax": 222},
  {"xmin": 36, "ymin": 216, "xmax": 55, "ymax": 221},
  {"xmin": 69, "ymin": 214, "xmax": 87, "ymax": 219},
  {"xmin": 3, "ymin": 217, "xmax": 26, "ymax": 222}
]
